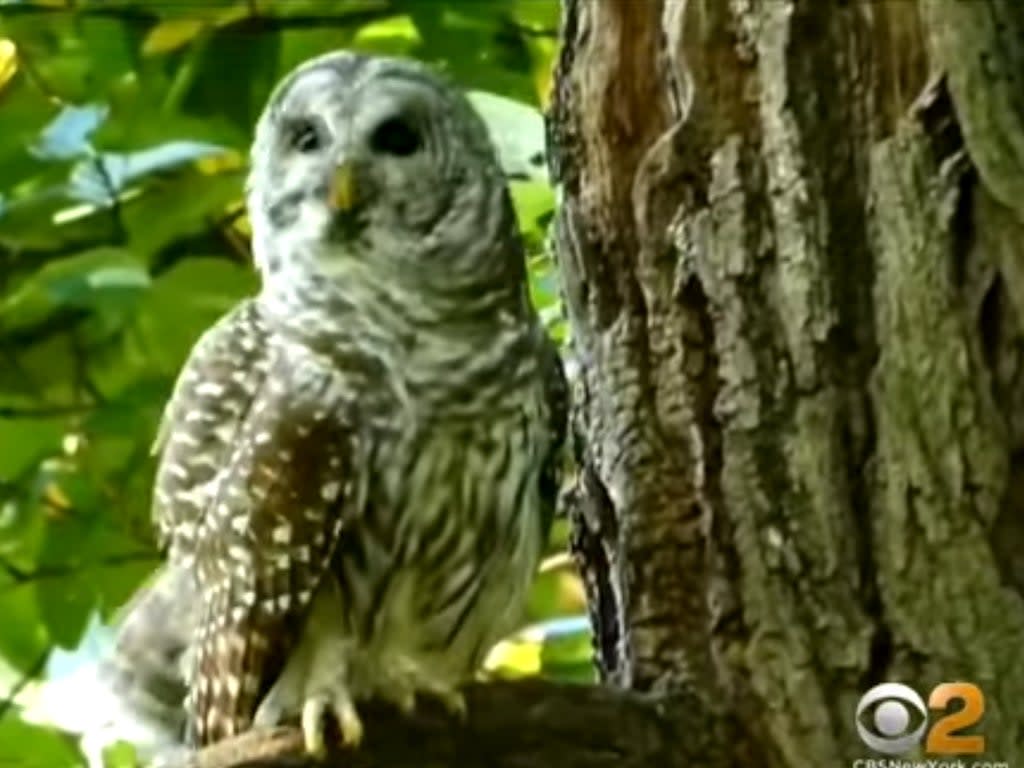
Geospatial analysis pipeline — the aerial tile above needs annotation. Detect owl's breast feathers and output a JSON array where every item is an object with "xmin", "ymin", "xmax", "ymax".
[
  {"xmin": 333, "ymin": 338, "xmax": 565, "ymax": 673},
  {"xmin": 152, "ymin": 297, "xmax": 566, "ymax": 744}
]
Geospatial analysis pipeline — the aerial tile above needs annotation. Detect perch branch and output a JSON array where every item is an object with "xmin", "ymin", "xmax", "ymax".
[{"xmin": 175, "ymin": 680, "xmax": 736, "ymax": 768}]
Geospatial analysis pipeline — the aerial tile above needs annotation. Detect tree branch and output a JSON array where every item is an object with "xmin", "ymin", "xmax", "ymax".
[
  {"xmin": 172, "ymin": 680, "xmax": 736, "ymax": 768},
  {"xmin": 0, "ymin": 5, "xmax": 393, "ymax": 31}
]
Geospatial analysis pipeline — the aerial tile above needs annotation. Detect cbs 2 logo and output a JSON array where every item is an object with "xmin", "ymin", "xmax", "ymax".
[{"xmin": 855, "ymin": 682, "xmax": 984, "ymax": 755}]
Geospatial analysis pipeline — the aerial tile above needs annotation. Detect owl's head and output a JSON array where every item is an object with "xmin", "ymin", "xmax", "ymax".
[{"xmin": 247, "ymin": 52, "xmax": 526, "ymax": 316}]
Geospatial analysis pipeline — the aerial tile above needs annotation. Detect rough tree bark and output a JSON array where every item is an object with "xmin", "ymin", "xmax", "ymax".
[
  {"xmin": 552, "ymin": 0, "xmax": 1024, "ymax": 765},
  {"xmin": 187, "ymin": 1, "xmax": 1024, "ymax": 766}
]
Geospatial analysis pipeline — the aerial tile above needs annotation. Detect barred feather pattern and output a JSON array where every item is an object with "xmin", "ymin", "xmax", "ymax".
[
  {"xmin": 152, "ymin": 50, "xmax": 568, "ymax": 747},
  {"xmin": 253, "ymin": 317, "xmax": 565, "ymax": 720},
  {"xmin": 158, "ymin": 318, "xmax": 365, "ymax": 744},
  {"xmin": 152, "ymin": 300, "xmax": 269, "ymax": 566}
]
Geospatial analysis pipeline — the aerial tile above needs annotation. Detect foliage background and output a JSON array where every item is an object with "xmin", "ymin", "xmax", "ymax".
[{"xmin": 0, "ymin": 1, "xmax": 585, "ymax": 765}]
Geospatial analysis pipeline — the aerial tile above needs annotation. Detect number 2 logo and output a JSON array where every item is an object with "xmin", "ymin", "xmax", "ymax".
[
  {"xmin": 926, "ymin": 683, "xmax": 985, "ymax": 754},
  {"xmin": 855, "ymin": 682, "xmax": 985, "ymax": 755}
]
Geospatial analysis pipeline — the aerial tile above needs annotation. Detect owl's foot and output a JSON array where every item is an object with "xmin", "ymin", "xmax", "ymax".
[
  {"xmin": 373, "ymin": 656, "xmax": 467, "ymax": 721},
  {"xmin": 301, "ymin": 686, "xmax": 363, "ymax": 758}
]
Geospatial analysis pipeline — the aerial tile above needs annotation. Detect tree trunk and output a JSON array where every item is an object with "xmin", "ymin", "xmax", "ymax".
[{"xmin": 550, "ymin": 0, "xmax": 1024, "ymax": 765}]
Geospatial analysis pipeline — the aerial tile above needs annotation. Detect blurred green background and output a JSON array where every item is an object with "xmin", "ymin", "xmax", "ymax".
[{"xmin": 0, "ymin": 1, "xmax": 586, "ymax": 765}]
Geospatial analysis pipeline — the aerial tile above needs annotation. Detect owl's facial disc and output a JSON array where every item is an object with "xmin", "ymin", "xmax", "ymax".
[
  {"xmin": 250, "ymin": 54, "xmax": 515, "ymax": 296},
  {"xmin": 268, "ymin": 86, "xmax": 455, "ymax": 259}
]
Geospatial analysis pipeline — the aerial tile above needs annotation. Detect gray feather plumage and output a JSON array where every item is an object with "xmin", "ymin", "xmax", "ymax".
[{"xmin": 101, "ymin": 50, "xmax": 566, "ymax": 752}]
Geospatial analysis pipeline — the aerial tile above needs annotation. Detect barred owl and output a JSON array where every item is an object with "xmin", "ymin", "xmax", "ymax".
[{"xmin": 151, "ymin": 51, "xmax": 566, "ymax": 755}]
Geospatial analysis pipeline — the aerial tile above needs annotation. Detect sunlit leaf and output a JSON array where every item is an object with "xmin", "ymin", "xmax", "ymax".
[
  {"xmin": 483, "ymin": 636, "xmax": 541, "ymax": 677},
  {"xmin": 350, "ymin": 14, "xmax": 421, "ymax": 57},
  {"xmin": 102, "ymin": 741, "xmax": 140, "ymax": 768},
  {"xmin": 0, "ymin": 38, "xmax": 17, "ymax": 93},
  {"xmin": 485, "ymin": 616, "xmax": 592, "ymax": 681},
  {"xmin": 195, "ymin": 149, "xmax": 244, "ymax": 175},
  {"xmin": 511, "ymin": 0, "xmax": 559, "ymax": 32},
  {"xmin": 141, "ymin": 18, "xmax": 206, "ymax": 56},
  {"xmin": 141, "ymin": 4, "xmax": 250, "ymax": 56},
  {"xmin": 510, "ymin": 179, "xmax": 554, "ymax": 231}
]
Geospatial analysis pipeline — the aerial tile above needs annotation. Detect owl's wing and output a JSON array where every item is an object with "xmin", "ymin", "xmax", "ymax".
[
  {"xmin": 182, "ymin": 340, "xmax": 358, "ymax": 746},
  {"xmin": 152, "ymin": 299, "xmax": 270, "ymax": 564}
]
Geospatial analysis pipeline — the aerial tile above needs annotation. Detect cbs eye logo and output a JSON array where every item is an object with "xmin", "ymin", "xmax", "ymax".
[{"xmin": 855, "ymin": 682, "xmax": 985, "ymax": 755}]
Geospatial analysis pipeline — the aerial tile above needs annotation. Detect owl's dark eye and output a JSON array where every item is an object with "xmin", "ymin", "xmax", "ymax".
[
  {"xmin": 369, "ymin": 117, "xmax": 421, "ymax": 157},
  {"xmin": 285, "ymin": 118, "xmax": 324, "ymax": 153}
]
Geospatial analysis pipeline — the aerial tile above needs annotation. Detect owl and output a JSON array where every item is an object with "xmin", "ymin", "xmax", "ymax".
[{"xmin": 150, "ymin": 51, "xmax": 566, "ymax": 756}]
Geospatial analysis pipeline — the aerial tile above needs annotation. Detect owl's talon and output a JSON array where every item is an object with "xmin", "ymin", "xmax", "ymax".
[
  {"xmin": 374, "ymin": 658, "xmax": 465, "ymax": 722},
  {"xmin": 301, "ymin": 689, "xmax": 363, "ymax": 757},
  {"xmin": 335, "ymin": 698, "xmax": 365, "ymax": 748},
  {"xmin": 396, "ymin": 690, "xmax": 416, "ymax": 715},
  {"xmin": 301, "ymin": 695, "xmax": 329, "ymax": 758},
  {"xmin": 439, "ymin": 689, "xmax": 467, "ymax": 721}
]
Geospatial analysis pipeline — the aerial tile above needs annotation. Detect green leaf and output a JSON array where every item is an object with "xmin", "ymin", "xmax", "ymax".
[
  {"xmin": 0, "ymin": 714, "xmax": 83, "ymax": 768},
  {"xmin": 182, "ymin": 23, "xmax": 282, "ymax": 134},
  {"xmin": 102, "ymin": 741, "xmax": 139, "ymax": 768},
  {"xmin": 350, "ymin": 14, "xmax": 421, "ymax": 57},
  {"xmin": 484, "ymin": 616, "xmax": 594, "ymax": 683},
  {"xmin": 1, "ymin": 12, "xmax": 135, "ymax": 104},
  {"xmin": 0, "ymin": 419, "xmax": 64, "ymax": 486},
  {"xmin": 401, "ymin": 0, "xmax": 540, "ymax": 106},
  {"xmin": 267, "ymin": 0, "xmax": 390, "ymax": 18},
  {"xmin": 0, "ymin": 247, "xmax": 148, "ymax": 334},
  {"xmin": 0, "ymin": 335, "xmax": 89, "ymax": 423},
  {"xmin": 0, "ymin": 584, "xmax": 49, "ymax": 673},
  {"xmin": 36, "ymin": 571, "xmax": 94, "ymax": 651},
  {"xmin": 120, "ymin": 171, "xmax": 244, "ymax": 259},
  {"xmin": 36, "ymin": 519, "xmax": 153, "ymax": 648},
  {"xmin": 509, "ymin": 179, "xmax": 554, "ymax": 234},
  {"xmin": 132, "ymin": 257, "xmax": 256, "ymax": 375},
  {"xmin": 537, "ymin": 616, "xmax": 595, "ymax": 683},
  {"xmin": 510, "ymin": 0, "xmax": 560, "ymax": 31}
]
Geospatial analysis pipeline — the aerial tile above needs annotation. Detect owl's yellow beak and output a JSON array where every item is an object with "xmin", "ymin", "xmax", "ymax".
[{"xmin": 328, "ymin": 162, "xmax": 358, "ymax": 212}]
